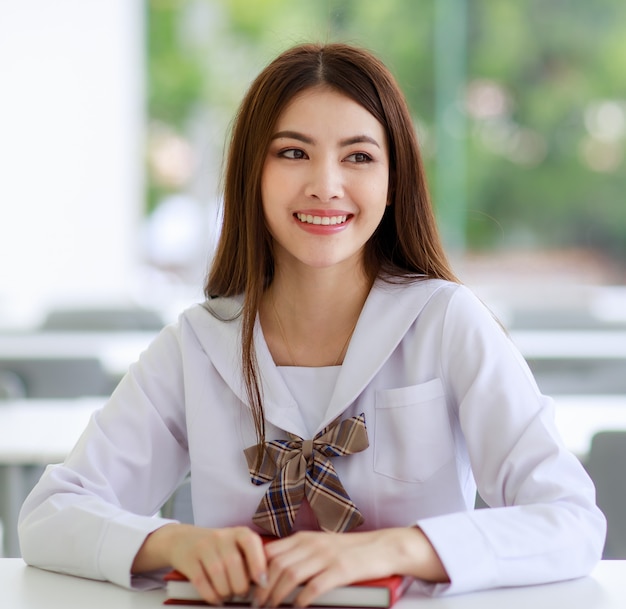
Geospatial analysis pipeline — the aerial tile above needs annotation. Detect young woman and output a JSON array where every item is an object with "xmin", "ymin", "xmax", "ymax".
[{"xmin": 19, "ymin": 43, "xmax": 605, "ymax": 606}]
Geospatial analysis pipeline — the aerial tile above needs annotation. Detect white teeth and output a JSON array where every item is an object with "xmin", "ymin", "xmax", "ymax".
[{"xmin": 296, "ymin": 213, "xmax": 348, "ymax": 225}]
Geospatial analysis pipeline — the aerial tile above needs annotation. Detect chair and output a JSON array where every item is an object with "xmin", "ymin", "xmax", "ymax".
[
  {"xmin": 0, "ymin": 357, "xmax": 112, "ymax": 398},
  {"xmin": 41, "ymin": 306, "xmax": 164, "ymax": 332},
  {"xmin": 0, "ymin": 370, "xmax": 26, "ymax": 400},
  {"xmin": 585, "ymin": 430, "xmax": 626, "ymax": 558}
]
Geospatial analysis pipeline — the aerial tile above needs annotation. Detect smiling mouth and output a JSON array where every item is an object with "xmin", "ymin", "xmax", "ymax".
[{"xmin": 295, "ymin": 213, "xmax": 350, "ymax": 226}]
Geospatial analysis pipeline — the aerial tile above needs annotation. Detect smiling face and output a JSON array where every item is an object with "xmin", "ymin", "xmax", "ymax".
[{"xmin": 261, "ymin": 86, "xmax": 390, "ymax": 274}]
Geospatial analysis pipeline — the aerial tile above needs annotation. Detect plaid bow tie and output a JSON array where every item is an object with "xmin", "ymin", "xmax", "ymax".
[{"xmin": 244, "ymin": 413, "xmax": 369, "ymax": 538}]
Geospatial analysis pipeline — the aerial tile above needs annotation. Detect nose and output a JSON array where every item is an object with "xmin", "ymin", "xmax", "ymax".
[{"xmin": 304, "ymin": 159, "xmax": 344, "ymax": 202}]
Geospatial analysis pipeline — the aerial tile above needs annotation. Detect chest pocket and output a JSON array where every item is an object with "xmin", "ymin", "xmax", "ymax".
[{"xmin": 374, "ymin": 378, "xmax": 455, "ymax": 482}]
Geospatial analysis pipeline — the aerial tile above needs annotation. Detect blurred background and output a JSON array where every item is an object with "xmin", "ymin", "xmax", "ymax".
[
  {"xmin": 2, "ymin": 0, "xmax": 626, "ymax": 328},
  {"xmin": 1, "ymin": 0, "xmax": 626, "ymax": 558}
]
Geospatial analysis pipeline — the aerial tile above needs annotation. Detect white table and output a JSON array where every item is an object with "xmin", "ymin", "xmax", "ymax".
[
  {"xmin": 511, "ymin": 329, "xmax": 626, "ymax": 359},
  {"xmin": 1, "ymin": 558, "xmax": 626, "ymax": 608},
  {"xmin": 0, "ymin": 398, "xmax": 104, "ymax": 557},
  {"xmin": 553, "ymin": 394, "xmax": 626, "ymax": 459}
]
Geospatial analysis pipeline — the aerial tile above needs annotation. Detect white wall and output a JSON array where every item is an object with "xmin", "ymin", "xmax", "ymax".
[{"xmin": 0, "ymin": 0, "xmax": 144, "ymax": 328}]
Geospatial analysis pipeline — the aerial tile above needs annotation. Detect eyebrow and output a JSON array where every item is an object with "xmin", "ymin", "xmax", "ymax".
[{"xmin": 271, "ymin": 130, "xmax": 381, "ymax": 149}]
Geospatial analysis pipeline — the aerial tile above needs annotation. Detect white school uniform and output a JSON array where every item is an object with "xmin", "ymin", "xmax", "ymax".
[{"xmin": 18, "ymin": 279, "xmax": 606, "ymax": 595}]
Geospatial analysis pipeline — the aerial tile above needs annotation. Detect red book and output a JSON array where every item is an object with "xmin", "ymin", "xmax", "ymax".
[{"xmin": 163, "ymin": 570, "xmax": 412, "ymax": 607}]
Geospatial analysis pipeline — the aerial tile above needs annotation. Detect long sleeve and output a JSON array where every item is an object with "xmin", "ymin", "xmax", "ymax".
[
  {"xmin": 18, "ymin": 323, "xmax": 191, "ymax": 589},
  {"xmin": 17, "ymin": 284, "xmax": 607, "ymax": 595},
  {"xmin": 414, "ymin": 286, "xmax": 606, "ymax": 595}
]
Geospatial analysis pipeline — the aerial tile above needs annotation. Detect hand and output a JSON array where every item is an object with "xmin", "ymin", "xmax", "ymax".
[
  {"xmin": 132, "ymin": 524, "xmax": 267, "ymax": 605},
  {"xmin": 254, "ymin": 527, "xmax": 448, "ymax": 608}
]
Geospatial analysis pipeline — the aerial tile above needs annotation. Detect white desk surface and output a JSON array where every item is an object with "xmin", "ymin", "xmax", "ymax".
[
  {"xmin": 553, "ymin": 394, "xmax": 626, "ymax": 459},
  {"xmin": 0, "ymin": 398, "xmax": 103, "ymax": 464},
  {"xmin": 511, "ymin": 329, "xmax": 626, "ymax": 359},
  {"xmin": 1, "ymin": 558, "xmax": 625, "ymax": 609}
]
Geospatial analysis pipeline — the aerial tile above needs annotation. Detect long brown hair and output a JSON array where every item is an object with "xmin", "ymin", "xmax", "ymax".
[{"xmin": 205, "ymin": 43, "xmax": 457, "ymax": 448}]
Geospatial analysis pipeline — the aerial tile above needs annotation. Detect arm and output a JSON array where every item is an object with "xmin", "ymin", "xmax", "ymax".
[
  {"xmin": 414, "ymin": 286, "xmax": 606, "ymax": 595},
  {"xmin": 18, "ymin": 322, "xmax": 191, "ymax": 589}
]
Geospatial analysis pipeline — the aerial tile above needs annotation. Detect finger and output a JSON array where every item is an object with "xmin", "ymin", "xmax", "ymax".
[
  {"xmin": 263, "ymin": 531, "xmax": 317, "ymax": 560},
  {"xmin": 203, "ymin": 556, "xmax": 232, "ymax": 599},
  {"xmin": 292, "ymin": 567, "xmax": 352, "ymax": 608},
  {"xmin": 264, "ymin": 551, "xmax": 326, "ymax": 608},
  {"xmin": 255, "ymin": 533, "xmax": 326, "ymax": 607},
  {"xmin": 236, "ymin": 530, "xmax": 269, "ymax": 588},
  {"xmin": 221, "ymin": 543, "xmax": 253, "ymax": 598},
  {"xmin": 293, "ymin": 541, "xmax": 396, "ymax": 608},
  {"xmin": 187, "ymin": 566, "xmax": 224, "ymax": 606}
]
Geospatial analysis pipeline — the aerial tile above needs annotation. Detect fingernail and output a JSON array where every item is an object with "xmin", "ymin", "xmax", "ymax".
[{"xmin": 258, "ymin": 573, "xmax": 268, "ymax": 588}]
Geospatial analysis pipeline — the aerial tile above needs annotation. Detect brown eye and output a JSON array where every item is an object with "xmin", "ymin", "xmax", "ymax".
[
  {"xmin": 346, "ymin": 152, "xmax": 372, "ymax": 163},
  {"xmin": 280, "ymin": 148, "xmax": 307, "ymax": 159}
]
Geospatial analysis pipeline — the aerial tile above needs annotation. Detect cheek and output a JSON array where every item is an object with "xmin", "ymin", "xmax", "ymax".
[
  {"xmin": 260, "ymin": 171, "xmax": 277, "ymax": 217},
  {"xmin": 360, "ymin": 167, "xmax": 389, "ymax": 198},
  {"xmin": 363, "ymin": 180, "xmax": 390, "ymax": 213},
  {"xmin": 261, "ymin": 165, "xmax": 295, "ymax": 204}
]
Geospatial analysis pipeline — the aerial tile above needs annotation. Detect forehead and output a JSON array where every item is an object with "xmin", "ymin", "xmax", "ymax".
[{"xmin": 276, "ymin": 86, "xmax": 386, "ymax": 138}]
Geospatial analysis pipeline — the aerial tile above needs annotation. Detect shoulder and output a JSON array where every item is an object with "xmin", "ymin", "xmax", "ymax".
[
  {"xmin": 371, "ymin": 278, "xmax": 501, "ymax": 334},
  {"xmin": 356, "ymin": 278, "xmax": 463, "ymax": 341},
  {"xmin": 168, "ymin": 296, "xmax": 244, "ymax": 362},
  {"xmin": 178, "ymin": 295, "xmax": 244, "ymax": 328},
  {"xmin": 371, "ymin": 277, "xmax": 462, "ymax": 310}
]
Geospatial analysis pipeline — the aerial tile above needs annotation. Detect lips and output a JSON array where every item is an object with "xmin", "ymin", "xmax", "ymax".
[{"xmin": 295, "ymin": 213, "xmax": 349, "ymax": 226}]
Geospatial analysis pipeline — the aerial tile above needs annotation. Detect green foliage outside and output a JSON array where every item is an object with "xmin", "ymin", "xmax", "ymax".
[{"xmin": 146, "ymin": 0, "xmax": 626, "ymax": 264}]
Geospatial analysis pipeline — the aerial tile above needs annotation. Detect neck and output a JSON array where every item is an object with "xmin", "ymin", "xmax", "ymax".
[{"xmin": 262, "ymin": 263, "xmax": 374, "ymax": 367}]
